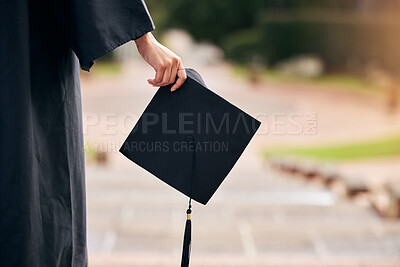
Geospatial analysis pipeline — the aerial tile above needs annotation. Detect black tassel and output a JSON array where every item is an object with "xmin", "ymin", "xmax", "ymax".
[{"xmin": 181, "ymin": 200, "xmax": 192, "ymax": 267}]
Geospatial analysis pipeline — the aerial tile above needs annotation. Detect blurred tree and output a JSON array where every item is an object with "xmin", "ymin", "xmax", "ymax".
[{"xmin": 146, "ymin": 0, "xmax": 400, "ymax": 73}]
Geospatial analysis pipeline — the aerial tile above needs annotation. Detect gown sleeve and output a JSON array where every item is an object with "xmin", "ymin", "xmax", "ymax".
[{"xmin": 51, "ymin": 0, "xmax": 155, "ymax": 71}]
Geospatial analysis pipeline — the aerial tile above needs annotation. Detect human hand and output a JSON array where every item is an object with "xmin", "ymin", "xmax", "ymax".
[{"xmin": 135, "ymin": 33, "xmax": 186, "ymax": 91}]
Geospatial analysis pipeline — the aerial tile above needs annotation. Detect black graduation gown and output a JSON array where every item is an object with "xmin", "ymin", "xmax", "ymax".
[{"xmin": 0, "ymin": 0, "xmax": 154, "ymax": 266}]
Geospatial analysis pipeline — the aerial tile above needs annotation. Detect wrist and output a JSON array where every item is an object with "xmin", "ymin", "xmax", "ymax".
[{"xmin": 135, "ymin": 32, "xmax": 153, "ymax": 48}]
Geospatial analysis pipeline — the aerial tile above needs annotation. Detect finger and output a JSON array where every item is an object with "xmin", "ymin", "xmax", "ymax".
[
  {"xmin": 170, "ymin": 74, "xmax": 185, "ymax": 91},
  {"xmin": 169, "ymin": 61, "xmax": 179, "ymax": 85},
  {"xmin": 171, "ymin": 65, "xmax": 187, "ymax": 91},
  {"xmin": 148, "ymin": 67, "xmax": 164, "ymax": 85},
  {"xmin": 159, "ymin": 65, "xmax": 172, "ymax": 86}
]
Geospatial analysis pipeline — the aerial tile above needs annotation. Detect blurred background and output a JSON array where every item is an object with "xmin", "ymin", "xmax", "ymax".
[{"xmin": 82, "ymin": 1, "xmax": 400, "ymax": 266}]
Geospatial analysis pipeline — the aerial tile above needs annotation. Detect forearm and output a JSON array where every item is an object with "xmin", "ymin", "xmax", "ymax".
[
  {"xmin": 134, "ymin": 32, "xmax": 186, "ymax": 91},
  {"xmin": 134, "ymin": 32, "xmax": 154, "ymax": 47}
]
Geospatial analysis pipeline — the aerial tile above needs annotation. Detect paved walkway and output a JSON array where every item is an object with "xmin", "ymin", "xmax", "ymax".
[
  {"xmin": 82, "ymin": 59, "xmax": 400, "ymax": 266},
  {"xmin": 86, "ymin": 163, "xmax": 400, "ymax": 266}
]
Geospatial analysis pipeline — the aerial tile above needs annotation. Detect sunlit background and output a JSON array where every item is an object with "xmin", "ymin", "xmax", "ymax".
[{"xmin": 82, "ymin": 1, "xmax": 400, "ymax": 266}]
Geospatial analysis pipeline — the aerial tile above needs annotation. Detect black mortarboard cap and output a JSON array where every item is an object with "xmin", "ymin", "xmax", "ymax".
[{"xmin": 120, "ymin": 68, "xmax": 260, "ymax": 266}]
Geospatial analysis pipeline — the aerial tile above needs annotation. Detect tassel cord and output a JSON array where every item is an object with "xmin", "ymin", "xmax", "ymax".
[
  {"xmin": 181, "ymin": 199, "xmax": 192, "ymax": 267},
  {"xmin": 181, "ymin": 136, "xmax": 195, "ymax": 267}
]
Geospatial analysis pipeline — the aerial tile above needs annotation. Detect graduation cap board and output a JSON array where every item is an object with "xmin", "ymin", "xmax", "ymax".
[{"xmin": 120, "ymin": 68, "xmax": 261, "ymax": 266}]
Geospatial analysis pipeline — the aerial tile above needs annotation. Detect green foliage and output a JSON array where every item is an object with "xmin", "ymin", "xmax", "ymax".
[
  {"xmin": 264, "ymin": 135, "xmax": 400, "ymax": 161},
  {"xmin": 146, "ymin": 0, "xmax": 400, "ymax": 71},
  {"xmin": 259, "ymin": 13, "xmax": 400, "ymax": 71},
  {"xmin": 233, "ymin": 64, "xmax": 380, "ymax": 96}
]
